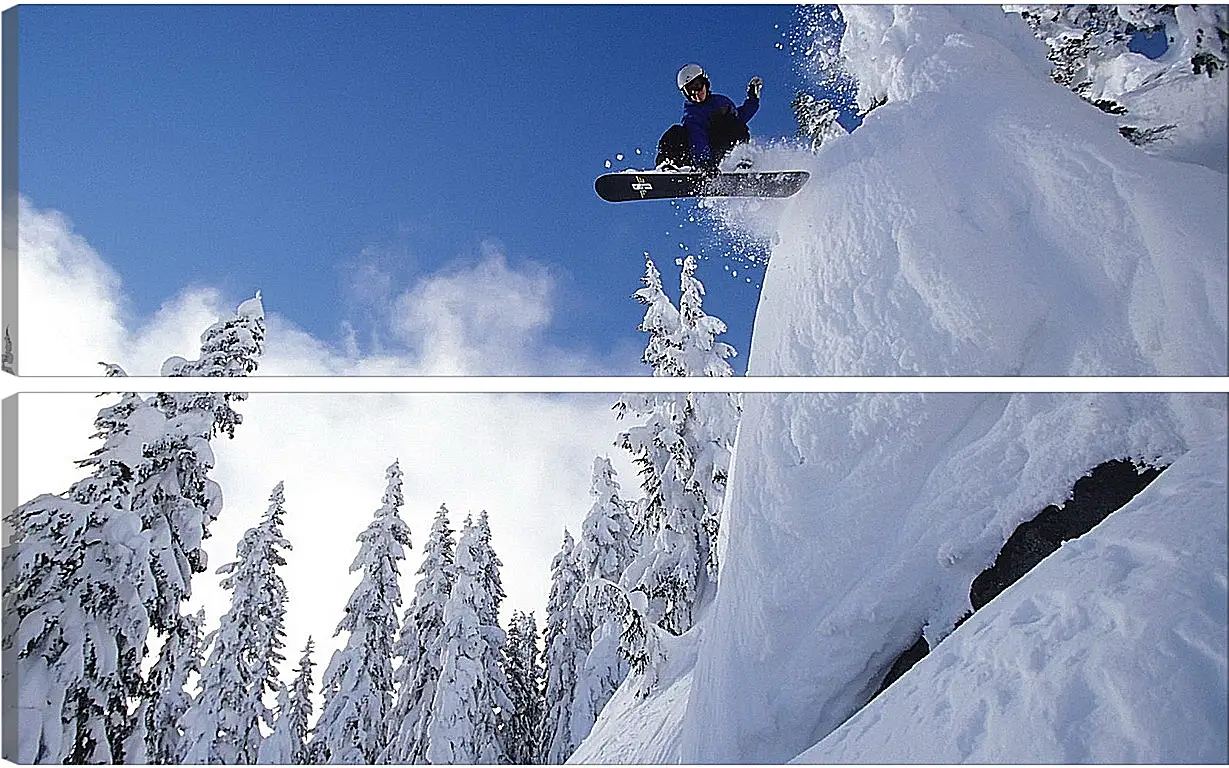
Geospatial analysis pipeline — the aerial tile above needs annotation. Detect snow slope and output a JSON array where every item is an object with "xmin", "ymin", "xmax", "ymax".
[
  {"xmin": 575, "ymin": 6, "xmax": 1228, "ymax": 765},
  {"xmin": 721, "ymin": 5, "xmax": 1227, "ymax": 379},
  {"xmin": 795, "ymin": 433, "xmax": 1228, "ymax": 764},
  {"xmin": 677, "ymin": 392, "xmax": 1224, "ymax": 764},
  {"xmin": 569, "ymin": 629, "xmax": 700, "ymax": 764}
]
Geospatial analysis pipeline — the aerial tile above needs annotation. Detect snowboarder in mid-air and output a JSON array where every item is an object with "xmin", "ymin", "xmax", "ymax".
[
  {"xmin": 657, "ymin": 63, "xmax": 762, "ymax": 173},
  {"xmin": 594, "ymin": 64, "xmax": 806, "ymax": 202}
]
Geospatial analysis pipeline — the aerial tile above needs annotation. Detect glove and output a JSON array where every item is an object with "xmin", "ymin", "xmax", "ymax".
[{"xmin": 747, "ymin": 76, "xmax": 763, "ymax": 99}]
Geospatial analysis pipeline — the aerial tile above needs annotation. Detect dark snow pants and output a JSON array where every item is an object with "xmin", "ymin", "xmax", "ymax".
[{"xmin": 656, "ymin": 112, "xmax": 750, "ymax": 171}]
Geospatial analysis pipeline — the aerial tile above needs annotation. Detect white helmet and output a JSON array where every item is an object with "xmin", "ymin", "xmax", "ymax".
[{"xmin": 676, "ymin": 63, "xmax": 706, "ymax": 92}]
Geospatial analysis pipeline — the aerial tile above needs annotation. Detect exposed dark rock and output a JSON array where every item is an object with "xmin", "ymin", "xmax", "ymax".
[
  {"xmin": 970, "ymin": 459, "xmax": 1165, "ymax": 610},
  {"xmin": 871, "ymin": 633, "xmax": 929, "ymax": 699}
]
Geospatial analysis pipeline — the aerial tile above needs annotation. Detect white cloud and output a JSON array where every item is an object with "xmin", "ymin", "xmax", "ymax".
[
  {"xmin": 16, "ymin": 196, "xmax": 240, "ymax": 377},
  {"xmin": 9, "ymin": 198, "xmax": 641, "ymax": 677},
  {"xmin": 390, "ymin": 243, "xmax": 556, "ymax": 375},
  {"xmin": 16, "ymin": 196, "xmax": 129, "ymax": 375},
  {"xmin": 15, "ymin": 198, "xmax": 628, "ymax": 377}
]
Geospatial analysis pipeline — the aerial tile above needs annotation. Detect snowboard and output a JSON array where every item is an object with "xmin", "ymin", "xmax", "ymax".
[{"xmin": 595, "ymin": 169, "xmax": 810, "ymax": 203}]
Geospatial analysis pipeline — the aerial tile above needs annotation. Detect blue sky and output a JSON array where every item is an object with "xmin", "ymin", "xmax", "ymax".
[{"xmin": 19, "ymin": 4, "xmax": 851, "ymax": 375}]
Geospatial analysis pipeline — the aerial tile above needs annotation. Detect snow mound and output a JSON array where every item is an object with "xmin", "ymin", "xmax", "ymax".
[
  {"xmin": 797, "ymin": 432, "xmax": 1228, "ymax": 764},
  {"xmin": 712, "ymin": 5, "xmax": 1228, "ymax": 378},
  {"xmin": 236, "ymin": 291, "xmax": 264, "ymax": 319}
]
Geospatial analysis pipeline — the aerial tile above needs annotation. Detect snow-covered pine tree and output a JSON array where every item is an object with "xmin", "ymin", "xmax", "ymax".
[
  {"xmin": 616, "ymin": 253, "xmax": 735, "ymax": 545},
  {"xmin": 311, "ymin": 461, "xmax": 411, "ymax": 764},
  {"xmin": 615, "ymin": 254, "xmax": 712, "ymax": 539},
  {"xmin": 234, "ymin": 483, "xmax": 292, "ymax": 725},
  {"xmin": 676, "ymin": 254, "xmax": 737, "ymax": 379},
  {"xmin": 3, "ymin": 370, "xmax": 164, "ymax": 763},
  {"xmin": 125, "ymin": 609, "xmax": 206, "ymax": 764},
  {"xmin": 3, "ymin": 299, "xmax": 263, "ymax": 764},
  {"xmin": 614, "ymin": 257, "xmax": 684, "ymax": 543},
  {"xmin": 676, "ymin": 254, "xmax": 740, "ymax": 582},
  {"xmin": 1006, "ymin": 5, "xmax": 1228, "ymax": 145},
  {"xmin": 539, "ymin": 530, "xmax": 586, "ymax": 764},
  {"xmin": 633, "ymin": 255, "xmax": 686, "ymax": 377},
  {"xmin": 180, "ymin": 481, "xmax": 294, "ymax": 764},
  {"xmin": 570, "ymin": 457, "xmax": 636, "ymax": 744},
  {"xmin": 612, "ymin": 256, "xmax": 740, "ymax": 689},
  {"xmin": 139, "ymin": 294, "xmax": 265, "ymax": 638},
  {"xmin": 501, "ymin": 610, "xmax": 544, "ymax": 764},
  {"xmin": 384, "ymin": 504, "xmax": 456, "ymax": 764},
  {"xmin": 473, "ymin": 510, "xmax": 506, "ymax": 628},
  {"xmin": 257, "ymin": 637, "xmax": 317, "ymax": 765},
  {"xmin": 426, "ymin": 515, "xmax": 514, "ymax": 764},
  {"xmin": 792, "ymin": 91, "xmax": 847, "ymax": 151},
  {"xmin": 614, "ymin": 273, "xmax": 691, "ymax": 646}
]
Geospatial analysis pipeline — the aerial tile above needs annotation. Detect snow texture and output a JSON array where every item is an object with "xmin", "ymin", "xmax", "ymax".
[
  {"xmin": 576, "ymin": 5, "xmax": 1227, "ymax": 765},
  {"xmin": 724, "ymin": 5, "xmax": 1226, "ymax": 380},
  {"xmin": 568, "ymin": 626, "xmax": 700, "ymax": 765},
  {"xmin": 797, "ymin": 433, "xmax": 1228, "ymax": 764}
]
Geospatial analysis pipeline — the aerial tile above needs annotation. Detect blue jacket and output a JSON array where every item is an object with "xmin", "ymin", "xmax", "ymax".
[{"xmin": 682, "ymin": 92, "xmax": 759, "ymax": 165}]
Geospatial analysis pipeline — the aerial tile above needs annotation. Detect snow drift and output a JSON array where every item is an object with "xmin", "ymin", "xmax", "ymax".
[
  {"xmin": 674, "ymin": 392, "xmax": 1224, "ymax": 764},
  {"xmin": 574, "ymin": 5, "xmax": 1227, "ymax": 764},
  {"xmin": 795, "ymin": 433, "xmax": 1228, "ymax": 764}
]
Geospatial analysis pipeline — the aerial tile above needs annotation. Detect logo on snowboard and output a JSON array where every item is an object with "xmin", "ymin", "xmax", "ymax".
[{"xmin": 632, "ymin": 176, "xmax": 653, "ymax": 198}]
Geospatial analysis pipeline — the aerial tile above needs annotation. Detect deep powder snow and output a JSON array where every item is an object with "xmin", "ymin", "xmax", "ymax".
[{"xmin": 571, "ymin": 5, "xmax": 1228, "ymax": 764}]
